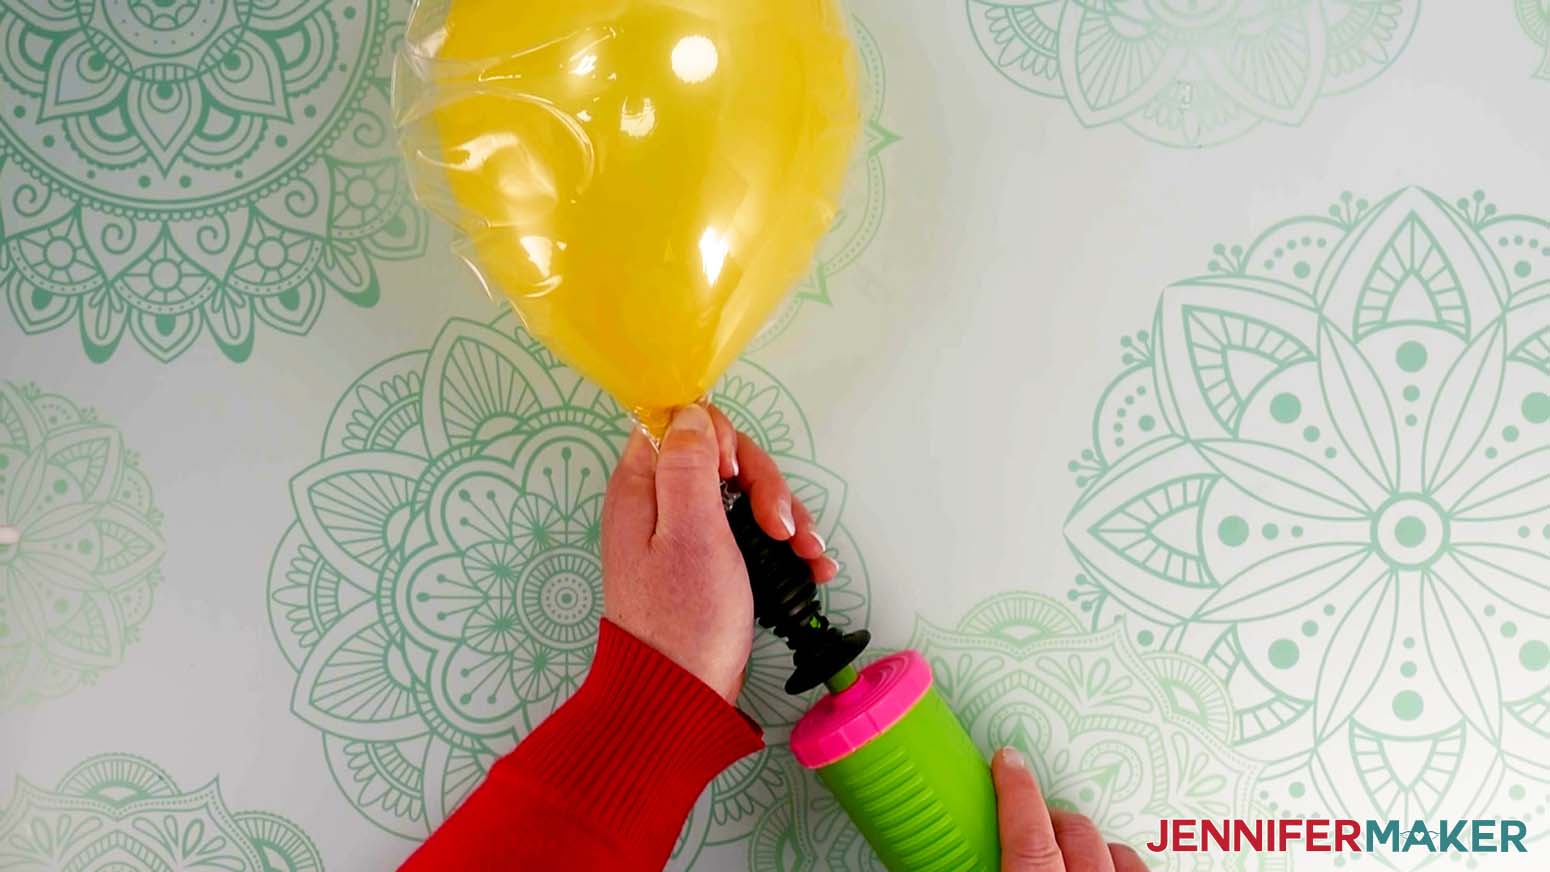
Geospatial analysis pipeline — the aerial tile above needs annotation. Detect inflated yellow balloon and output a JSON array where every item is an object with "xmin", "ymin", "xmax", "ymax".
[{"xmin": 395, "ymin": 0, "xmax": 860, "ymax": 436}]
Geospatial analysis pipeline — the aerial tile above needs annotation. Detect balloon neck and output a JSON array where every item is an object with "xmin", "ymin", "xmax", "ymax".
[
  {"xmin": 633, "ymin": 407, "xmax": 672, "ymax": 445},
  {"xmin": 632, "ymin": 399, "xmax": 710, "ymax": 446}
]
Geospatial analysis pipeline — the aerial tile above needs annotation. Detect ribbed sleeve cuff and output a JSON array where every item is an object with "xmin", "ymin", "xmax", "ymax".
[{"xmin": 489, "ymin": 619, "xmax": 764, "ymax": 856}]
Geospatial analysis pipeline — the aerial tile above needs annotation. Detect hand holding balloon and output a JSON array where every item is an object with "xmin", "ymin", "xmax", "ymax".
[{"xmin": 603, "ymin": 404, "xmax": 835, "ymax": 701}]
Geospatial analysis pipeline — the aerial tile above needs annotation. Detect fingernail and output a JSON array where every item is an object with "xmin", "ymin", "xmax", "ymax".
[
  {"xmin": 777, "ymin": 499, "xmax": 796, "ymax": 536},
  {"xmin": 1001, "ymin": 747, "xmax": 1028, "ymax": 771},
  {"xmin": 808, "ymin": 530, "xmax": 826, "ymax": 552},
  {"xmin": 668, "ymin": 404, "xmax": 711, "ymax": 435},
  {"xmin": 729, "ymin": 454, "xmax": 740, "ymax": 477},
  {"xmin": 818, "ymin": 555, "xmax": 839, "ymax": 577}
]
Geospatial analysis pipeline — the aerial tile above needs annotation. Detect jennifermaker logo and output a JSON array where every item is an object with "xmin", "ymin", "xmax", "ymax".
[{"xmin": 1146, "ymin": 819, "xmax": 1528, "ymax": 854}]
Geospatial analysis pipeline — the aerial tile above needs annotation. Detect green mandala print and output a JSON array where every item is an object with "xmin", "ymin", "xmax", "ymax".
[
  {"xmin": 267, "ymin": 315, "xmax": 870, "ymax": 853},
  {"xmin": 0, "ymin": 380, "xmax": 163, "ymax": 707},
  {"xmin": 749, "ymin": 15, "xmax": 898, "ymax": 351},
  {"xmin": 1066, "ymin": 188, "xmax": 1550, "ymax": 862},
  {"xmin": 0, "ymin": 0, "xmax": 427, "ymax": 363},
  {"xmin": 745, "ymin": 593, "xmax": 1275, "ymax": 872},
  {"xmin": 0, "ymin": 753, "xmax": 323, "ymax": 870},
  {"xmin": 1517, "ymin": 0, "xmax": 1550, "ymax": 78},
  {"xmin": 967, "ymin": 0, "xmax": 1420, "ymax": 147}
]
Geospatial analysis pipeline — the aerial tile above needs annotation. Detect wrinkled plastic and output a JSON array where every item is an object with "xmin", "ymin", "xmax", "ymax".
[{"xmin": 393, "ymin": 0, "xmax": 861, "ymax": 436}]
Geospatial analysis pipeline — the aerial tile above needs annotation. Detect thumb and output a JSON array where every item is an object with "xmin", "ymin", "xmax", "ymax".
[
  {"xmin": 653, "ymin": 404, "xmax": 724, "ymax": 540},
  {"xmin": 993, "ymin": 748, "xmax": 1065, "ymax": 872}
]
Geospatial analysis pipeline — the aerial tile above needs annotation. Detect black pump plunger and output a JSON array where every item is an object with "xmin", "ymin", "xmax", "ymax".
[{"xmin": 723, "ymin": 485, "xmax": 870, "ymax": 695}]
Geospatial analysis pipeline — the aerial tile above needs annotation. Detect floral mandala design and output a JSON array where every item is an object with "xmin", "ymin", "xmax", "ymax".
[
  {"xmin": 0, "ymin": 380, "xmax": 163, "ymax": 707},
  {"xmin": 268, "ymin": 316, "xmax": 870, "ymax": 852},
  {"xmin": 967, "ymin": 0, "xmax": 1420, "ymax": 147},
  {"xmin": 749, "ymin": 15, "xmax": 898, "ymax": 351},
  {"xmin": 0, "ymin": 753, "xmax": 323, "ymax": 870},
  {"xmin": 1517, "ymin": 0, "xmax": 1550, "ymax": 79},
  {"xmin": 0, "ymin": 0, "xmax": 427, "ymax": 362},
  {"xmin": 745, "ymin": 593, "xmax": 1274, "ymax": 872},
  {"xmin": 1066, "ymin": 188, "xmax": 1550, "ymax": 861}
]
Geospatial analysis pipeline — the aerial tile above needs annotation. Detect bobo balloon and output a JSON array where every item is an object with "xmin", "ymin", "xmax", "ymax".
[
  {"xmin": 394, "ymin": 0, "xmax": 859, "ymax": 436},
  {"xmin": 394, "ymin": 3, "xmax": 1004, "ymax": 869}
]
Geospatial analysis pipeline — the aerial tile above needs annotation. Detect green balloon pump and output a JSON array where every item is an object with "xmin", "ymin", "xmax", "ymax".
[{"xmin": 726, "ymin": 493, "xmax": 1002, "ymax": 870}]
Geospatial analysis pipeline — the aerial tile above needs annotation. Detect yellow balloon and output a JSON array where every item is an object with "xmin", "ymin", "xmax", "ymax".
[{"xmin": 395, "ymin": 0, "xmax": 861, "ymax": 436}]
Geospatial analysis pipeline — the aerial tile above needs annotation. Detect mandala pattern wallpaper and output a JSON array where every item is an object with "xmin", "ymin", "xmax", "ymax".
[{"xmin": 4, "ymin": 1, "xmax": 1550, "ymax": 871}]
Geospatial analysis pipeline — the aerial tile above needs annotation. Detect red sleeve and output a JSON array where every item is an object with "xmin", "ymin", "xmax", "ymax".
[{"xmin": 399, "ymin": 619, "xmax": 765, "ymax": 872}]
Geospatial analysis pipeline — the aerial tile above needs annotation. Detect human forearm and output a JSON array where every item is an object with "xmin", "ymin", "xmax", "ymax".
[{"xmin": 399, "ymin": 619, "xmax": 763, "ymax": 871}]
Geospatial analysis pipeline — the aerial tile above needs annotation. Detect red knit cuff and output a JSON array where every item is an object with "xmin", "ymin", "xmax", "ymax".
[{"xmin": 491, "ymin": 620, "xmax": 764, "ymax": 854}]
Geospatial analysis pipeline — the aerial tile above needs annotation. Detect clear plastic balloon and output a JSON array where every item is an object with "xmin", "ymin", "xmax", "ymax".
[{"xmin": 393, "ymin": 0, "xmax": 861, "ymax": 436}]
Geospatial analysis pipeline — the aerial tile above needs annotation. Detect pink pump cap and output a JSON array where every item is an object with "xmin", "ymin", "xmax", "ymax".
[{"xmin": 790, "ymin": 650, "xmax": 933, "ymax": 769}]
